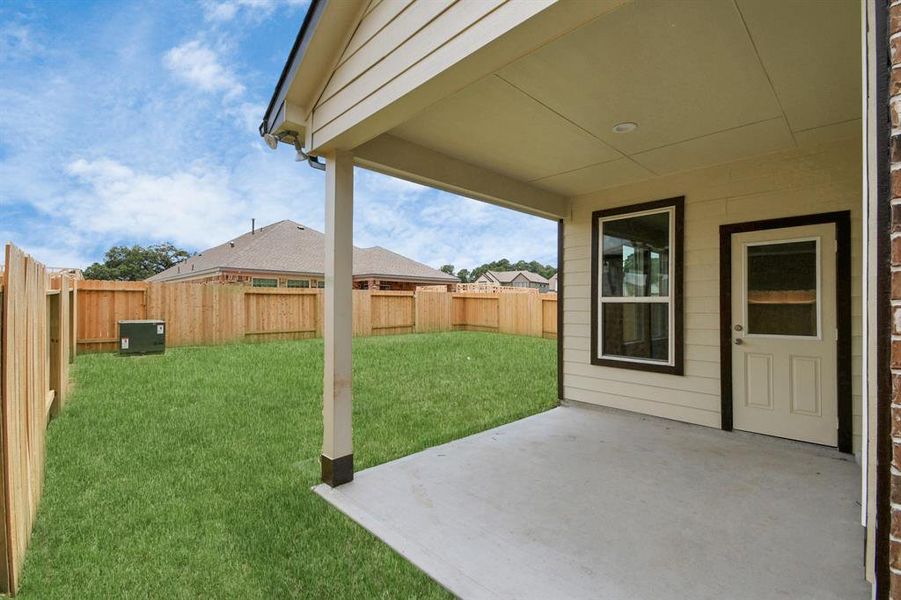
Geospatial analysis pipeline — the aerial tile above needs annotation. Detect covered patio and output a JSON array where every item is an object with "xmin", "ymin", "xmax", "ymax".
[
  {"xmin": 316, "ymin": 405, "xmax": 867, "ymax": 600},
  {"xmin": 260, "ymin": 0, "xmax": 882, "ymax": 596}
]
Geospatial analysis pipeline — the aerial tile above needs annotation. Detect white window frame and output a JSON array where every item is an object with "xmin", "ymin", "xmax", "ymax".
[
  {"xmin": 596, "ymin": 205, "xmax": 676, "ymax": 368},
  {"xmin": 741, "ymin": 236, "xmax": 822, "ymax": 341}
]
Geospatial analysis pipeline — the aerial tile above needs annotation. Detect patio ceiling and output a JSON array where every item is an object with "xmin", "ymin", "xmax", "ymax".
[{"xmin": 387, "ymin": 0, "xmax": 861, "ymax": 197}]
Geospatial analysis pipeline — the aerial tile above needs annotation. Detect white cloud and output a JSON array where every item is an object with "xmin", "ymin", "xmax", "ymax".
[
  {"xmin": 351, "ymin": 170, "xmax": 557, "ymax": 272},
  {"xmin": 0, "ymin": 0, "xmax": 556, "ymax": 274},
  {"xmin": 163, "ymin": 40, "xmax": 244, "ymax": 97},
  {"xmin": 201, "ymin": 0, "xmax": 309, "ymax": 22},
  {"xmin": 227, "ymin": 100, "xmax": 268, "ymax": 134},
  {"xmin": 0, "ymin": 23, "xmax": 41, "ymax": 62},
  {"xmin": 13, "ymin": 243, "xmax": 93, "ymax": 272},
  {"xmin": 61, "ymin": 156, "xmax": 312, "ymax": 251}
]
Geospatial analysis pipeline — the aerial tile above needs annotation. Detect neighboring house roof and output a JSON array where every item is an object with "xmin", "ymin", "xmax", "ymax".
[
  {"xmin": 351, "ymin": 245, "xmax": 453, "ymax": 281},
  {"xmin": 480, "ymin": 270, "xmax": 549, "ymax": 285},
  {"xmin": 147, "ymin": 220, "xmax": 458, "ymax": 283}
]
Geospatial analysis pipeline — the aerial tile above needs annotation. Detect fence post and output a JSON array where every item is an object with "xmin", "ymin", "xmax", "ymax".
[
  {"xmin": 47, "ymin": 289, "xmax": 61, "ymax": 418},
  {"xmin": 68, "ymin": 281, "xmax": 76, "ymax": 363},
  {"xmin": 0, "ymin": 250, "xmax": 9, "ymax": 593}
]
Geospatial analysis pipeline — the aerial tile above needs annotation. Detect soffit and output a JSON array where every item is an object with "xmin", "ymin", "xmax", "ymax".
[
  {"xmin": 734, "ymin": 0, "xmax": 861, "ymax": 134},
  {"xmin": 391, "ymin": 75, "xmax": 622, "ymax": 182},
  {"xmin": 387, "ymin": 0, "xmax": 861, "ymax": 197}
]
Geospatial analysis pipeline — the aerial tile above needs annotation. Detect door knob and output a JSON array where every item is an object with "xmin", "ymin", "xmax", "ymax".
[
  {"xmin": 734, "ymin": 324, "xmax": 743, "ymax": 331},
  {"xmin": 734, "ymin": 339, "xmax": 743, "ymax": 345}
]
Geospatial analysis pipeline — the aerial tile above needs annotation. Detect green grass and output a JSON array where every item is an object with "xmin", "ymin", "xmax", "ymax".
[{"xmin": 18, "ymin": 332, "xmax": 556, "ymax": 599}]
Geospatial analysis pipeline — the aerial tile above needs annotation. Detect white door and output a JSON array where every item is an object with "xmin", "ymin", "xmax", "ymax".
[{"xmin": 731, "ymin": 223, "xmax": 837, "ymax": 446}]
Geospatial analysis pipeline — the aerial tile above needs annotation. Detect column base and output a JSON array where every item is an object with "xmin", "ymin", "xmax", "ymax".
[{"xmin": 321, "ymin": 454, "xmax": 353, "ymax": 487}]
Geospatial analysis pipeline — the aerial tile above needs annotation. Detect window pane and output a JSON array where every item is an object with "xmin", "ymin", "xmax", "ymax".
[
  {"xmin": 602, "ymin": 211, "xmax": 669, "ymax": 297},
  {"xmin": 746, "ymin": 240, "xmax": 817, "ymax": 336},
  {"xmin": 602, "ymin": 303, "xmax": 669, "ymax": 361},
  {"xmin": 252, "ymin": 278, "xmax": 277, "ymax": 288},
  {"xmin": 287, "ymin": 279, "xmax": 309, "ymax": 288}
]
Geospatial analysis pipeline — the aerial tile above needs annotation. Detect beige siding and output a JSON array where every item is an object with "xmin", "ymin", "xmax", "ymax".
[
  {"xmin": 310, "ymin": 0, "xmax": 557, "ymax": 148},
  {"xmin": 322, "ymin": 0, "xmax": 450, "ymax": 104},
  {"xmin": 338, "ymin": 0, "xmax": 413, "ymax": 66},
  {"xmin": 562, "ymin": 137, "xmax": 864, "ymax": 453}
]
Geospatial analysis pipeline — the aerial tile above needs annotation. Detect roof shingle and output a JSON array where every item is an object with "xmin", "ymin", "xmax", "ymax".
[{"xmin": 147, "ymin": 220, "xmax": 458, "ymax": 283}]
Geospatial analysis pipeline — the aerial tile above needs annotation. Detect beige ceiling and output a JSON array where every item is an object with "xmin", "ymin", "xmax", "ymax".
[{"xmin": 388, "ymin": 0, "xmax": 862, "ymax": 197}]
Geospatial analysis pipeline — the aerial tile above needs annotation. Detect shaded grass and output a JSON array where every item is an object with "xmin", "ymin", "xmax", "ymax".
[{"xmin": 18, "ymin": 332, "xmax": 556, "ymax": 599}]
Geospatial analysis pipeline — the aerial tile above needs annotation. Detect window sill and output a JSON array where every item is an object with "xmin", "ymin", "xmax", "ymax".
[{"xmin": 590, "ymin": 356, "xmax": 683, "ymax": 376}]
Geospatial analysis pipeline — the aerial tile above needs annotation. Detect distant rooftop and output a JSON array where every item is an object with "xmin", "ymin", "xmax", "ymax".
[
  {"xmin": 148, "ymin": 220, "xmax": 458, "ymax": 283},
  {"xmin": 484, "ymin": 270, "xmax": 549, "ymax": 284}
]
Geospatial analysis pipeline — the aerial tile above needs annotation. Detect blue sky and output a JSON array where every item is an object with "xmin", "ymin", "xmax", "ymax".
[{"xmin": 0, "ymin": 0, "xmax": 557, "ymax": 272}]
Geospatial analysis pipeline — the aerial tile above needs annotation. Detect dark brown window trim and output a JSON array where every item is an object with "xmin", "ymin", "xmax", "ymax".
[
  {"xmin": 590, "ymin": 196, "xmax": 685, "ymax": 376},
  {"xmin": 718, "ymin": 210, "xmax": 852, "ymax": 455}
]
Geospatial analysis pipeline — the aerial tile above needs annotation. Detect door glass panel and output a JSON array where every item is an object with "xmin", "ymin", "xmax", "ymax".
[
  {"xmin": 602, "ymin": 303, "xmax": 668, "ymax": 361},
  {"xmin": 746, "ymin": 240, "xmax": 817, "ymax": 336}
]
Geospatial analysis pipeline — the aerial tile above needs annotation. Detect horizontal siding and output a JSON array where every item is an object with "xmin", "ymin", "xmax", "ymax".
[
  {"xmin": 315, "ymin": 0, "xmax": 501, "ymax": 135},
  {"xmin": 564, "ymin": 386, "xmax": 721, "ymax": 429},
  {"xmin": 336, "ymin": 0, "xmax": 415, "ymax": 72},
  {"xmin": 321, "ymin": 0, "xmax": 455, "ymax": 107},
  {"xmin": 311, "ymin": 0, "xmax": 558, "ymax": 148},
  {"xmin": 561, "ymin": 137, "xmax": 864, "ymax": 454}
]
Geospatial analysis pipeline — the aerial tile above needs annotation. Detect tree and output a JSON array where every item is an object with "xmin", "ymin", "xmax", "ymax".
[
  {"xmin": 84, "ymin": 243, "xmax": 190, "ymax": 281},
  {"xmin": 440, "ymin": 264, "xmax": 455, "ymax": 275},
  {"xmin": 456, "ymin": 268, "xmax": 471, "ymax": 283}
]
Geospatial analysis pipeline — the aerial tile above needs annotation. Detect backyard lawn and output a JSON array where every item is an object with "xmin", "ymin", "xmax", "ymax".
[{"xmin": 17, "ymin": 332, "xmax": 556, "ymax": 599}]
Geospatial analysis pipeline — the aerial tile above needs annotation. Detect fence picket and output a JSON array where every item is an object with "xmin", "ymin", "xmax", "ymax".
[
  {"xmin": 75, "ymin": 281, "xmax": 557, "ymax": 351},
  {"xmin": 0, "ymin": 244, "xmax": 75, "ymax": 594}
]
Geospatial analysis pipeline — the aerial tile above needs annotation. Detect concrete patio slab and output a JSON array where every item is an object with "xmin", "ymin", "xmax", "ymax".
[{"xmin": 314, "ymin": 405, "xmax": 868, "ymax": 600}]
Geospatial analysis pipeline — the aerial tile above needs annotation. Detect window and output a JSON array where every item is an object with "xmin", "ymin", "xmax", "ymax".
[
  {"xmin": 591, "ymin": 197, "xmax": 683, "ymax": 375},
  {"xmin": 287, "ymin": 279, "xmax": 310, "ymax": 288},
  {"xmin": 252, "ymin": 278, "xmax": 278, "ymax": 288},
  {"xmin": 315, "ymin": 281, "xmax": 325, "ymax": 289}
]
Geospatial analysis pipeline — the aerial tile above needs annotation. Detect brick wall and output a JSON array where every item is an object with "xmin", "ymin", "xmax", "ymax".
[{"xmin": 890, "ymin": 2, "xmax": 901, "ymax": 596}]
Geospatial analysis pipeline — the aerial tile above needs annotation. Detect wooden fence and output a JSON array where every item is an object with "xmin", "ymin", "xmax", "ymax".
[
  {"xmin": 0, "ymin": 244, "xmax": 77, "ymax": 594},
  {"xmin": 77, "ymin": 281, "xmax": 557, "ymax": 352},
  {"xmin": 0, "ymin": 265, "xmax": 552, "ymax": 593}
]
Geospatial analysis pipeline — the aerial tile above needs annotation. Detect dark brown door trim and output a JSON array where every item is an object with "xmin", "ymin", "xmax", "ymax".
[
  {"xmin": 718, "ymin": 211, "xmax": 852, "ymax": 454},
  {"xmin": 874, "ymin": 1, "xmax": 892, "ymax": 596}
]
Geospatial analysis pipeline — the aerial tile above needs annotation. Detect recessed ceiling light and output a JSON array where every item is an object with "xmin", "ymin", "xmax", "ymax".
[{"xmin": 612, "ymin": 122, "xmax": 638, "ymax": 134}]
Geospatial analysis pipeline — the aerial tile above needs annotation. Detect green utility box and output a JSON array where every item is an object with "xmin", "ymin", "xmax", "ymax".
[{"xmin": 118, "ymin": 320, "xmax": 166, "ymax": 355}]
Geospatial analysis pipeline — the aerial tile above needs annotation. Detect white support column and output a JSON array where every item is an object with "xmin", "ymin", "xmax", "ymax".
[{"xmin": 322, "ymin": 150, "xmax": 354, "ymax": 486}]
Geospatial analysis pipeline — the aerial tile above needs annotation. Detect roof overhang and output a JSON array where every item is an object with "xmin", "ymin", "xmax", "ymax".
[
  {"xmin": 261, "ymin": 1, "xmax": 860, "ymax": 215},
  {"xmin": 259, "ymin": 0, "xmax": 367, "ymax": 145},
  {"xmin": 353, "ymin": 134, "xmax": 566, "ymax": 220}
]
